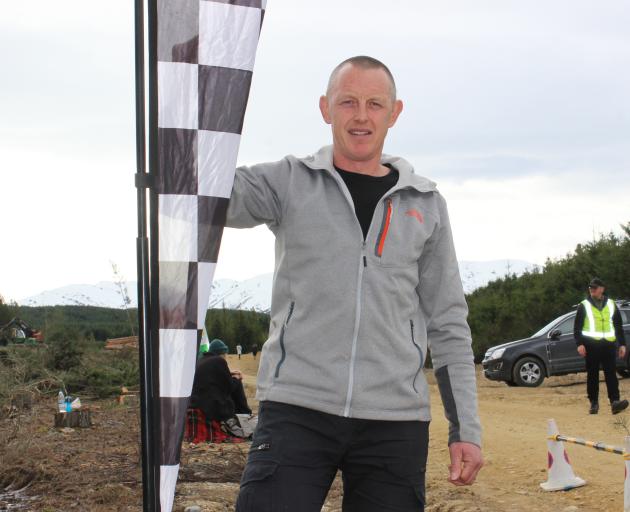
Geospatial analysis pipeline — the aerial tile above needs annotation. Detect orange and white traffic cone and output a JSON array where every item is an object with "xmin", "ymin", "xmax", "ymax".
[{"xmin": 540, "ymin": 419, "xmax": 586, "ymax": 491}]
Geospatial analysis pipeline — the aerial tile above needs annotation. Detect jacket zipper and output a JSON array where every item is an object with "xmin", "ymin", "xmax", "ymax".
[
  {"xmin": 410, "ymin": 320, "xmax": 424, "ymax": 393},
  {"xmin": 375, "ymin": 198, "xmax": 393, "ymax": 257},
  {"xmin": 327, "ymin": 169, "xmax": 394, "ymax": 417},
  {"xmin": 343, "ymin": 242, "xmax": 366, "ymax": 417},
  {"xmin": 274, "ymin": 301, "xmax": 295, "ymax": 378}
]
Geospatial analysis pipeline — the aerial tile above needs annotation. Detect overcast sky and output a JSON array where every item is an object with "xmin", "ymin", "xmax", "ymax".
[{"xmin": 1, "ymin": 0, "xmax": 629, "ymax": 301}]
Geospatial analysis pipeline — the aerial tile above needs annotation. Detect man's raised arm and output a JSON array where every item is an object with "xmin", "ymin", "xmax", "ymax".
[{"xmin": 226, "ymin": 159, "xmax": 290, "ymax": 229}]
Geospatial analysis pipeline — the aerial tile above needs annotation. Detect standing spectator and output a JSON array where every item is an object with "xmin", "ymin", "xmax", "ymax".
[
  {"xmin": 574, "ymin": 278, "xmax": 628, "ymax": 415},
  {"xmin": 251, "ymin": 343, "xmax": 258, "ymax": 359},
  {"xmin": 236, "ymin": 344, "xmax": 243, "ymax": 360}
]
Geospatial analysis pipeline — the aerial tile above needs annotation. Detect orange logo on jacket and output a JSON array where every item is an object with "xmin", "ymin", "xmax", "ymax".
[{"xmin": 405, "ymin": 209, "xmax": 424, "ymax": 224}]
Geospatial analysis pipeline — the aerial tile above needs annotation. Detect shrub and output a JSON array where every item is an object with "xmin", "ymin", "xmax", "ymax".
[
  {"xmin": 65, "ymin": 347, "xmax": 140, "ymax": 398},
  {"xmin": 47, "ymin": 326, "xmax": 85, "ymax": 371}
]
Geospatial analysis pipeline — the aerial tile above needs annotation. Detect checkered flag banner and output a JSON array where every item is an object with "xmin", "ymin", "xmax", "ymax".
[{"xmin": 153, "ymin": 1, "xmax": 266, "ymax": 509}]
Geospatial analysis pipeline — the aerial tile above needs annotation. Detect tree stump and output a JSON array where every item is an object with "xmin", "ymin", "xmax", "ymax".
[{"xmin": 54, "ymin": 409, "xmax": 92, "ymax": 428}]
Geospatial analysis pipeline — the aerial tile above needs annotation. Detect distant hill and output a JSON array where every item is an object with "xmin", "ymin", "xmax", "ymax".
[
  {"xmin": 18, "ymin": 259, "xmax": 535, "ymax": 311},
  {"xmin": 19, "ymin": 281, "xmax": 138, "ymax": 309}
]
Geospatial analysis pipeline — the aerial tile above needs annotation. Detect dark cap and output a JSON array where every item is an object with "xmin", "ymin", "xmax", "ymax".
[
  {"xmin": 208, "ymin": 338, "xmax": 229, "ymax": 355},
  {"xmin": 589, "ymin": 278, "xmax": 605, "ymax": 288}
]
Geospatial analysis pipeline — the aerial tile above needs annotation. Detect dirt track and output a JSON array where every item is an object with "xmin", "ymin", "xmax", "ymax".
[
  {"xmin": 175, "ymin": 355, "xmax": 630, "ymax": 512},
  {"xmin": 2, "ymin": 354, "xmax": 628, "ymax": 511}
]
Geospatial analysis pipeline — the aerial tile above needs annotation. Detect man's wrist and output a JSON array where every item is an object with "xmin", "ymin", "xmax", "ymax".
[{"xmin": 448, "ymin": 439, "xmax": 481, "ymax": 449}]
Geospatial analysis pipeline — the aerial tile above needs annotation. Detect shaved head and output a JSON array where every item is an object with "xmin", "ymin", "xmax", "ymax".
[{"xmin": 326, "ymin": 56, "xmax": 397, "ymax": 101}]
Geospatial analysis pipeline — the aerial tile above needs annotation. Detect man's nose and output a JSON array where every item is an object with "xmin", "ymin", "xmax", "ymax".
[{"xmin": 354, "ymin": 102, "xmax": 368, "ymax": 121}]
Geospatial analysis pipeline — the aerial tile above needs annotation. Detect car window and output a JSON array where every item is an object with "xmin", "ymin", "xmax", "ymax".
[
  {"xmin": 622, "ymin": 309, "xmax": 630, "ymax": 325},
  {"xmin": 532, "ymin": 313, "xmax": 572, "ymax": 337},
  {"xmin": 555, "ymin": 316, "xmax": 575, "ymax": 334}
]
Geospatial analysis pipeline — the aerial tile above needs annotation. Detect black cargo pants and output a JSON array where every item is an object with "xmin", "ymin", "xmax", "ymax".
[{"xmin": 235, "ymin": 401, "xmax": 428, "ymax": 512}]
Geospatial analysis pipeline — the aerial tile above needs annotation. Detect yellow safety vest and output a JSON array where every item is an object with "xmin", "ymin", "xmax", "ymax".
[{"xmin": 581, "ymin": 299, "xmax": 616, "ymax": 342}]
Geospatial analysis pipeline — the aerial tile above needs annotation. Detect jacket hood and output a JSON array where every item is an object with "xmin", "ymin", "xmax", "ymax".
[{"xmin": 298, "ymin": 145, "xmax": 437, "ymax": 194}]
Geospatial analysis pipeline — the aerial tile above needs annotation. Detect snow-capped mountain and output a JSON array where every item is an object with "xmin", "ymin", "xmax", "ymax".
[
  {"xmin": 18, "ymin": 259, "xmax": 536, "ymax": 311},
  {"xmin": 19, "ymin": 281, "xmax": 139, "ymax": 309},
  {"xmin": 206, "ymin": 274, "xmax": 273, "ymax": 311}
]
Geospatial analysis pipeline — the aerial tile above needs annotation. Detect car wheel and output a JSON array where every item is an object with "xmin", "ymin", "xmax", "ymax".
[{"xmin": 512, "ymin": 357, "xmax": 545, "ymax": 387}]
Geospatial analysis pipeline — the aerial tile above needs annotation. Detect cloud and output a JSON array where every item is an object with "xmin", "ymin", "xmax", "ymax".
[
  {"xmin": 239, "ymin": 0, "xmax": 630, "ymax": 181},
  {"xmin": 441, "ymin": 173, "xmax": 630, "ymax": 265},
  {"xmin": 2, "ymin": 0, "xmax": 630, "ymax": 299}
]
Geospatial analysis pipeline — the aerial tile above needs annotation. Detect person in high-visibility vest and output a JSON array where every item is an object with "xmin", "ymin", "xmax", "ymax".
[{"xmin": 573, "ymin": 278, "xmax": 627, "ymax": 415}]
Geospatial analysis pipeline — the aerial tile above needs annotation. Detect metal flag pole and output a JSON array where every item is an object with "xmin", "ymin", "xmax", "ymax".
[
  {"xmin": 147, "ymin": 0, "xmax": 162, "ymax": 508},
  {"xmin": 134, "ymin": 0, "xmax": 157, "ymax": 509}
]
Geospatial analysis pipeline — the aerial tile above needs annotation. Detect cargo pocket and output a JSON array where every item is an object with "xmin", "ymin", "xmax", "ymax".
[
  {"xmin": 236, "ymin": 435, "xmax": 281, "ymax": 512},
  {"xmin": 241, "ymin": 459, "xmax": 278, "ymax": 485},
  {"xmin": 237, "ymin": 452, "xmax": 279, "ymax": 511},
  {"xmin": 385, "ymin": 461, "xmax": 426, "ymax": 509}
]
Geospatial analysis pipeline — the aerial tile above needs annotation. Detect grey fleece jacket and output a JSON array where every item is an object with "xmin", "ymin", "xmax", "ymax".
[{"xmin": 226, "ymin": 145, "xmax": 482, "ymax": 446}]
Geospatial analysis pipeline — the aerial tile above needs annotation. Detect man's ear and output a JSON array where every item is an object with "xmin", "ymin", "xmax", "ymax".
[
  {"xmin": 388, "ymin": 99, "xmax": 403, "ymax": 128},
  {"xmin": 319, "ymin": 95, "xmax": 331, "ymax": 124}
]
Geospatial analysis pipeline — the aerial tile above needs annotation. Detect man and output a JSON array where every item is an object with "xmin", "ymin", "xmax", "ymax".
[
  {"xmin": 227, "ymin": 56, "xmax": 482, "ymax": 511},
  {"xmin": 189, "ymin": 339, "xmax": 252, "ymax": 423},
  {"xmin": 574, "ymin": 278, "xmax": 628, "ymax": 415},
  {"xmin": 236, "ymin": 343, "xmax": 243, "ymax": 360}
]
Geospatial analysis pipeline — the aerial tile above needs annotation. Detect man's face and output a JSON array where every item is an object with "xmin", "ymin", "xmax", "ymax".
[
  {"xmin": 589, "ymin": 285, "xmax": 605, "ymax": 300},
  {"xmin": 319, "ymin": 65, "xmax": 403, "ymax": 167}
]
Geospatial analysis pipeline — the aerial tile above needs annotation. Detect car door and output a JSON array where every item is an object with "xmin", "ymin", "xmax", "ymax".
[
  {"xmin": 617, "ymin": 308, "xmax": 630, "ymax": 366},
  {"xmin": 548, "ymin": 315, "xmax": 585, "ymax": 374}
]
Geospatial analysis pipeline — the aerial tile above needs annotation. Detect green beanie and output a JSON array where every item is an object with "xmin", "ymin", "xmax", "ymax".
[{"xmin": 208, "ymin": 338, "xmax": 229, "ymax": 355}]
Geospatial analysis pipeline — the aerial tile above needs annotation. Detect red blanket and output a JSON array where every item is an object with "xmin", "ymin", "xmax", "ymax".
[{"xmin": 184, "ymin": 408, "xmax": 246, "ymax": 444}]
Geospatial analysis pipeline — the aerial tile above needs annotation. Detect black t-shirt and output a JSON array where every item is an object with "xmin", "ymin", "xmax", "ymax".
[{"xmin": 335, "ymin": 164, "xmax": 399, "ymax": 239}]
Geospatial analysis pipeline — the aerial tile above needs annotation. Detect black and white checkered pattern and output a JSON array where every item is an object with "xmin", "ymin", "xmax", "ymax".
[{"xmin": 155, "ymin": 1, "xmax": 265, "ymax": 509}]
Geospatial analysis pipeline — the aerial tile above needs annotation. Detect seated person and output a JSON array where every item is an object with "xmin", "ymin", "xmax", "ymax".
[{"xmin": 187, "ymin": 339, "xmax": 252, "ymax": 442}]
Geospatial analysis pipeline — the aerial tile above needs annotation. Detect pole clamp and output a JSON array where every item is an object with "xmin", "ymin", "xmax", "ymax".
[{"xmin": 135, "ymin": 173, "xmax": 155, "ymax": 189}]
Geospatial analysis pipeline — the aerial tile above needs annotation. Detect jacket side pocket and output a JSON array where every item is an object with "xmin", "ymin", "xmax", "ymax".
[
  {"xmin": 410, "ymin": 320, "xmax": 424, "ymax": 393},
  {"xmin": 274, "ymin": 301, "xmax": 295, "ymax": 378}
]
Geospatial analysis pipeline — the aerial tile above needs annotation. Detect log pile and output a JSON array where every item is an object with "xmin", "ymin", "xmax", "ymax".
[
  {"xmin": 104, "ymin": 336, "xmax": 138, "ymax": 350},
  {"xmin": 117, "ymin": 386, "xmax": 140, "ymax": 405}
]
